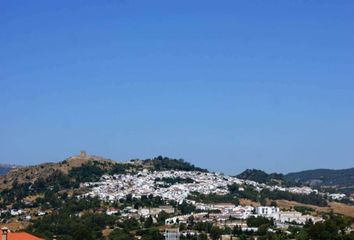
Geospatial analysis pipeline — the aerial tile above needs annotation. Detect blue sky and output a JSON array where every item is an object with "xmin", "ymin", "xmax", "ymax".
[{"xmin": 0, "ymin": 0, "xmax": 353, "ymax": 174}]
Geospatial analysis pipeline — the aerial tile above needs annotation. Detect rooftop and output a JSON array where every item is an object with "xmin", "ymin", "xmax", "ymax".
[{"xmin": 6, "ymin": 232, "xmax": 44, "ymax": 240}]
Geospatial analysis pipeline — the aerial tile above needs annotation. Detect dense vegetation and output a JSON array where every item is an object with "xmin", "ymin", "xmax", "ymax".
[
  {"xmin": 0, "ymin": 170, "xmax": 73, "ymax": 207},
  {"xmin": 227, "ymin": 183, "xmax": 328, "ymax": 207},
  {"xmin": 189, "ymin": 183, "xmax": 328, "ymax": 207},
  {"xmin": 285, "ymin": 167, "xmax": 354, "ymax": 188},
  {"xmin": 28, "ymin": 203, "xmax": 354, "ymax": 240},
  {"xmin": 155, "ymin": 177, "xmax": 194, "ymax": 185},
  {"xmin": 293, "ymin": 206, "xmax": 315, "ymax": 215},
  {"xmin": 0, "ymin": 161, "xmax": 136, "ymax": 208},
  {"xmin": 261, "ymin": 189, "xmax": 328, "ymax": 207},
  {"xmin": 189, "ymin": 192, "xmax": 240, "ymax": 205},
  {"xmin": 26, "ymin": 190, "xmax": 172, "ymax": 240},
  {"xmin": 237, "ymin": 167, "xmax": 354, "ymax": 194},
  {"xmin": 294, "ymin": 214, "xmax": 354, "ymax": 240},
  {"xmin": 177, "ymin": 214, "xmax": 354, "ymax": 240},
  {"xmin": 143, "ymin": 156, "xmax": 208, "ymax": 172},
  {"xmin": 69, "ymin": 161, "xmax": 135, "ymax": 183},
  {"xmin": 237, "ymin": 169, "xmax": 285, "ymax": 185},
  {"xmin": 29, "ymin": 209, "xmax": 167, "ymax": 240},
  {"xmin": 29, "ymin": 210, "xmax": 111, "ymax": 239},
  {"xmin": 246, "ymin": 216, "xmax": 274, "ymax": 227}
]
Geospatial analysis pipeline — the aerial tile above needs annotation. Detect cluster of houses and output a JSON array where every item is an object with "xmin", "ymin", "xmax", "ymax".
[
  {"xmin": 1, "ymin": 168, "xmax": 350, "ymax": 239},
  {"xmin": 83, "ymin": 169, "xmax": 341, "ymax": 204},
  {"xmin": 255, "ymin": 206, "xmax": 323, "ymax": 225},
  {"xmin": 164, "ymin": 204, "xmax": 323, "ymax": 230},
  {"xmin": 0, "ymin": 209, "xmax": 47, "ymax": 223},
  {"xmin": 83, "ymin": 170, "xmax": 233, "ymax": 203},
  {"xmin": 102, "ymin": 200, "xmax": 323, "ymax": 231},
  {"xmin": 106, "ymin": 205, "xmax": 175, "ymax": 218},
  {"xmin": 79, "ymin": 169, "xmax": 350, "ymax": 232}
]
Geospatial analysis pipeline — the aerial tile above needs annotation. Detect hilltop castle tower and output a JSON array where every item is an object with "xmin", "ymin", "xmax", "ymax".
[{"xmin": 80, "ymin": 150, "xmax": 87, "ymax": 158}]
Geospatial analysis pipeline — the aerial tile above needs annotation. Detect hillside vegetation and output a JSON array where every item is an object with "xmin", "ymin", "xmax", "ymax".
[
  {"xmin": 0, "ymin": 152, "xmax": 118, "ymax": 190},
  {"xmin": 139, "ymin": 156, "xmax": 208, "ymax": 172},
  {"xmin": 0, "ymin": 154, "xmax": 204, "ymax": 197},
  {"xmin": 237, "ymin": 168, "xmax": 354, "ymax": 194},
  {"xmin": 1, "ymin": 154, "xmax": 354, "ymax": 240},
  {"xmin": 285, "ymin": 167, "xmax": 354, "ymax": 187},
  {"xmin": 236, "ymin": 169, "xmax": 285, "ymax": 185}
]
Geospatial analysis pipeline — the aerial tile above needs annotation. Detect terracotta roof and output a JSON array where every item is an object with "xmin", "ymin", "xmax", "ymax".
[{"xmin": 7, "ymin": 232, "xmax": 44, "ymax": 240}]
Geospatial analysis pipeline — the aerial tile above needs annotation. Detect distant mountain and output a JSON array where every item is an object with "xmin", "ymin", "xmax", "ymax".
[
  {"xmin": 0, "ymin": 164, "xmax": 17, "ymax": 175},
  {"xmin": 285, "ymin": 167, "xmax": 354, "ymax": 188},
  {"xmin": 236, "ymin": 169, "xmax": 285, "ymax": 185},
  {"xmin": 237, "ymin": 167, "xmax": 354, "ymax": 192}
]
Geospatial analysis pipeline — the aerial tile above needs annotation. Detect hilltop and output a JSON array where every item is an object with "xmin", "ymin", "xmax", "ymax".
[
  {"xmin": 0, "ymin": 153, "xmax": 205, "ymax": 190},
  {"xmin": 236, "ymin": 169, "xmax": 285, "ymax": 185},
  {"xmin": 133, "ymin": 155, "xmax": 208, "ymax": 172},
  {"xmin": 0, "ymin": 151, "xmax": 117, "ymax": 190},
  {"xmin": 285, "ymin": 167, "xmax": 354, "ymax": 193}
]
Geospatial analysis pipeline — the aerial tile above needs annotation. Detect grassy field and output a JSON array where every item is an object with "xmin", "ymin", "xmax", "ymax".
[{"xmin": 276, "ymin": 200, "xmax": 354, "ymax": 218}]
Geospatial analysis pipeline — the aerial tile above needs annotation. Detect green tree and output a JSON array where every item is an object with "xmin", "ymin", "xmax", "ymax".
[
  {"xmin": 210, "ymin": 226, "xmax": 223, "ymax": 240},
  {"xmin": 144, "ymin": 216, "xmax": 154, "ymax": 228},
  {"xmin": 157, "ymin": 211, "xmax": 169, "ymax": 224}
]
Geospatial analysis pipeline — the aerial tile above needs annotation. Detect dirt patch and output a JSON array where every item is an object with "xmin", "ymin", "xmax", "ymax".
[
  {"xmin": 275, "ymin": 200, "xmax": 354, "ymax": 218},
  {"xmin": 102, "ymin": 228, "xmax": 113, "ymax": 237},
  {"xmin": 239, "ymin": 198, "xmax": 260, "ymax": 207},
  {"xmin": 329, "ymin": 202, "xmax": 354, "ymax": 218}
]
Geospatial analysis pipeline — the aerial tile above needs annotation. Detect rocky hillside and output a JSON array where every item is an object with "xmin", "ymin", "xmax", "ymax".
[{"xmin": 0, "ymin": 151, "xmax": 117, "ymax": 190}]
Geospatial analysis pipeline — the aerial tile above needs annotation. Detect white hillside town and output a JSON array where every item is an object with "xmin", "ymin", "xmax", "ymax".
[
  {"xmin": 83, "ymin": 170, "xmax": 322, "ymax": 203},
  {"xmin": 81, "ymin": 169, "xmax": 351, "ymax": 232}
]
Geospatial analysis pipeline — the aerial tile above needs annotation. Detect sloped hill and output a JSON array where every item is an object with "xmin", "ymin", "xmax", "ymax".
[
  {"xmin": 0, "ymin": 152, "xmax": 117, "ymax": 190},
  {"xmin": 285, "ymin": 167, "xmax": 354, "ymax": 187},
  {"xmin": 237, "ymin": 167, "xmax": 354, "ymax": 193},
  {"xmin": 0, "ymin": 154, "xmax": 206, "ymax": 191},
  {"xmin": 237, "ymin": 169, "xmax": 284, "ymax": 185},
  {"xmin": 135, "ymin": 156, "xmax": 208, "ymax": 172}
]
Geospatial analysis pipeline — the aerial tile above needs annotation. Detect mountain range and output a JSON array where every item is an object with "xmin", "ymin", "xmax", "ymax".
[
  {"xmin": 1, "ymin": 154, "xmax": 353, "ymax": 193},
  {"xmin": 286, "ymin": 168, "xmax": 354, "ymax": 193},
  {"xmin": 237, "ymin": 168, "xmax": 354, "ymax": 193},
  {"xmin": 0, "ymin": 164, "xmax": 18, "ymax": 175}
]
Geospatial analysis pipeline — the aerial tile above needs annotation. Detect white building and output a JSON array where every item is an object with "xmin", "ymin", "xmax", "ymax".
[
  {"xmin": 106, "ymin": 209, "xmax": 119, "ymax": 216},
  {"xmin": 272, "ymin": 211, "xmax": 323, "ymax": 225},
  {"xmin": 255, "ymin": 206, "xmax": 279, "ymax": 216},
  {"xmin": 10, "ymin": 209, "xmax": 23, "ymax": 216},
  {"xmin": 165, "ymin": 229, "xmax": 180, "ymax": 240}
]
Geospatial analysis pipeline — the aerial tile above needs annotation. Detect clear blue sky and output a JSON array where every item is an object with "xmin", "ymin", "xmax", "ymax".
[{"xmin": 1, "ymin": 0, "xmax": 353, "ymax": 174}]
